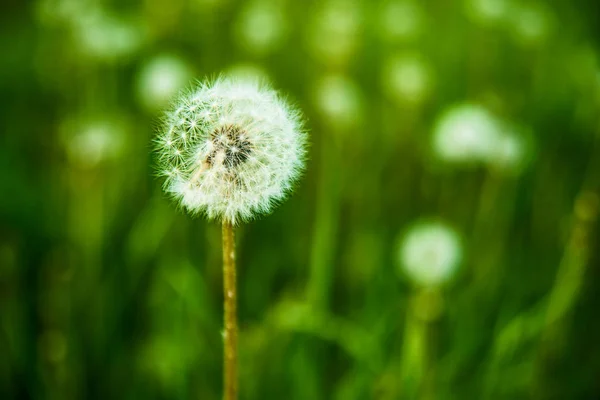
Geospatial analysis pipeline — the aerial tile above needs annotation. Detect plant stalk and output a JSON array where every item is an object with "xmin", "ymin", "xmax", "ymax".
[{"xmin": 222, "ymin": 221, "xmax": 238, "ymax": 400}]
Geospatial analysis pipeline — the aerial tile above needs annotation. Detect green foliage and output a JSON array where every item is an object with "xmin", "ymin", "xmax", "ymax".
[{"xmin": 1, "ymin": 0, "xmax": 600, "ymax": 398}]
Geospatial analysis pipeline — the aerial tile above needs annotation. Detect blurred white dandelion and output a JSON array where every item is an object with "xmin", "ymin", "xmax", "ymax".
[
  {"xmin": 432, "ymin": 103, "xmax": 532, "ymax": 173},
  {"xmin": 378, "ymin": 0, "xmax": 424, "ymax": 42},
  {"xmin": 307, "ymin": 0, "xmax": 362, "ymax": 64},
  {"xmin": 71, "ymin": 8, "xmax": 145, "ymax": 61},
  {"xmin": 464, "ymin": 0, "xmax": 509, "ymax": 26},
  {"xmin": 432, "ymin": 104, "xmax": 501, "ymax": 164},
  {"xmin": 136, "ymin": 54, "xmax": 194, "ymax": 112},
  {"xmin": 155, "ymin": 77, "xmax": 307, "ymax": 224},
  {"xmin": 61, "ymin": 117, "xmax": 127, "ymax": 168},
  {"xmin": 234, "ymin": 0, "xmax": 287, "ymax": 55},
  {"xmin": 313, "ymin": 73, "xmax": 363, "ymax": 128},
  {"xmin": 397, "ymin": 221, "xmax": 462, "ymax": 287},
  {"xmin": 382, "ymin": 53, "xmax": 433, "ymax": 105}
]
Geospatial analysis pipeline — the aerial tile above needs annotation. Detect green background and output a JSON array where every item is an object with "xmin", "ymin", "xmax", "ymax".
[{"xmin": 1, "ymin": 0, "xmax": 600, "ymax": 398}]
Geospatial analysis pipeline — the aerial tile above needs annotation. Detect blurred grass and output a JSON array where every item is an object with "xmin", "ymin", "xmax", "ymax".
[{"xmin": 1, "ymin": 0, "xmax": 600, "ymax": 399}]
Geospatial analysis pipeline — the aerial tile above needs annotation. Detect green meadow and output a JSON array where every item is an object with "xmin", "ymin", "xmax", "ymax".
[{"xmin": 1, "ymin": 0, "xmax": 599, "ymax": 398}]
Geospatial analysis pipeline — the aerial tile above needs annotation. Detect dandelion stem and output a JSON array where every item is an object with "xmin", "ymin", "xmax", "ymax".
[{"xmin": 222, "ymin": 221, "xmax": 238, "ymax": 400}]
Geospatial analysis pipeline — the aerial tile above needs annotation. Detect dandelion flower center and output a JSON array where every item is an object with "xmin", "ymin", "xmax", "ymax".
[{"xmin": 206, "ymin": 125, "xmax": 253, "ymax": 169}]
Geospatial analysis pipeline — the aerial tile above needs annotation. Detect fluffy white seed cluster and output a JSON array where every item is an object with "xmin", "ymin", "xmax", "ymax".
[
  {"xmin": 156, "ymin": 77, "xmax": 307, "ymax": 224},
  {"xmin": 397, "ymin": 221, "xmax": 462, "ymax": 287},
  {"xmin": 433, "ymin": 104, "xmax": 500, "ymax": 163},
  {"xmin": 432, "ymin": 103, "xmax": 529, "ymax": 173}
]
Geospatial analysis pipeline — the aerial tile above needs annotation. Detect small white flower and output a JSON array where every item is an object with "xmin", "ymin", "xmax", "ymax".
[
  {"xmin": 155, "ymin": 77, "xmax": 307, "ymax": 224},
  {"xmin": 397, "ymin": 221, "xmax": 462, "ymax": 287}
]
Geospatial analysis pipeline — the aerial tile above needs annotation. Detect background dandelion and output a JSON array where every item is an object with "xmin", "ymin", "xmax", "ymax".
[
  {"xmin": 397, "ymin": 220, "xmax": 462, "ymax": 288},
  {"xmin": 2, "ymin": 0, "xmax": 600, "ymax": 399}
]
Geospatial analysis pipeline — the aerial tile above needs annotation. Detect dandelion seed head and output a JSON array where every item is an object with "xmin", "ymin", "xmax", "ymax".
[
  {"xmin": 307, "ymin": 0, "xmax": 362, "ymax": 64},
  {"xmin": 382, "ymin": 53, "xmax": 433, "ymax": 105},
  {"xmin": 432, "ymin": 104, "xmax": 501, "ymax": 163},
  {"xmin": 432, "ymin": 103, "xmax": 533, "ymax": 174},
  {"xmin": 313, "ymin": 73, "xmax": 363, "ymax": 128},
  {"xmin": 465, "ymin": 0, "xmax": 508, "ymax": 25},
  {"xmin": 155, "ymin": 77, "xmax": 307, "ymax": 224},
  {"xmin": 61, "ymin": 116, "xmax": 127, "ymax": 168},
  {"xmin": 379, "ymin": 0, "xmax": 424, "ymax": 42},
  {"xmin": 72, "ymin": 8, "xmax": 145, "ymax": 61},
  {"xmin": 397, "ymin": 221, "xmax": 462, "ymax": 287},
  {"xmin": 234, "ymin": 1, "xmax": 287, "ymax": 55},
  {"xmin": 136, "ymin": 54, "xmax": 193, "ymax": 112}
]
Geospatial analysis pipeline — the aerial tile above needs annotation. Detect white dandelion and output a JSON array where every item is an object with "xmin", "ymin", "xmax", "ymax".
[
  {"xmin": 307, "ymin": 0, "xmax": 362, "ymax": 65},
  {"xmin": 397, "ymin": 221, "xmax": 462, "ymax": 287},
  {"xmin": 378, "ymin": 0, "xmax": 424, "ymax": 42},
  {"xmin": 381, "ymin": 53, "xmax": 433, "ymax": 105},
  {"xmin": 464, "ymin": 0, "xmax": 509, "ymax": 26},
  {"xmin": 71, "ymin": 8, "xmax": 145, "ymax": 62},
  {"xmin": 136, "ymin": 54, "xmax": 194, "ymax": 112},
  {"xmin": 155, "ymin": 77, "xmax": 307, "ymax": 224},
  {"xmin": 234, "ymin": 0, "xmax": 288, "ymax": 56},
  {"xmin": 432, "ymin": 103, "xmax": 501, "ymax": 164},
  {"xmin": 154, "ymin": 76, "xmax": 307, "ymax": 399},
  {"xmin": 313, "ymin": 73, "xmax": 363, "ymax": 128},
  {"xmin": 62, "ymin": 116, "xmax": 127, "ymax": 168},
  {"xmin": 432, "ymin": 103, "xmax": 532, "ymax": 174}
]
